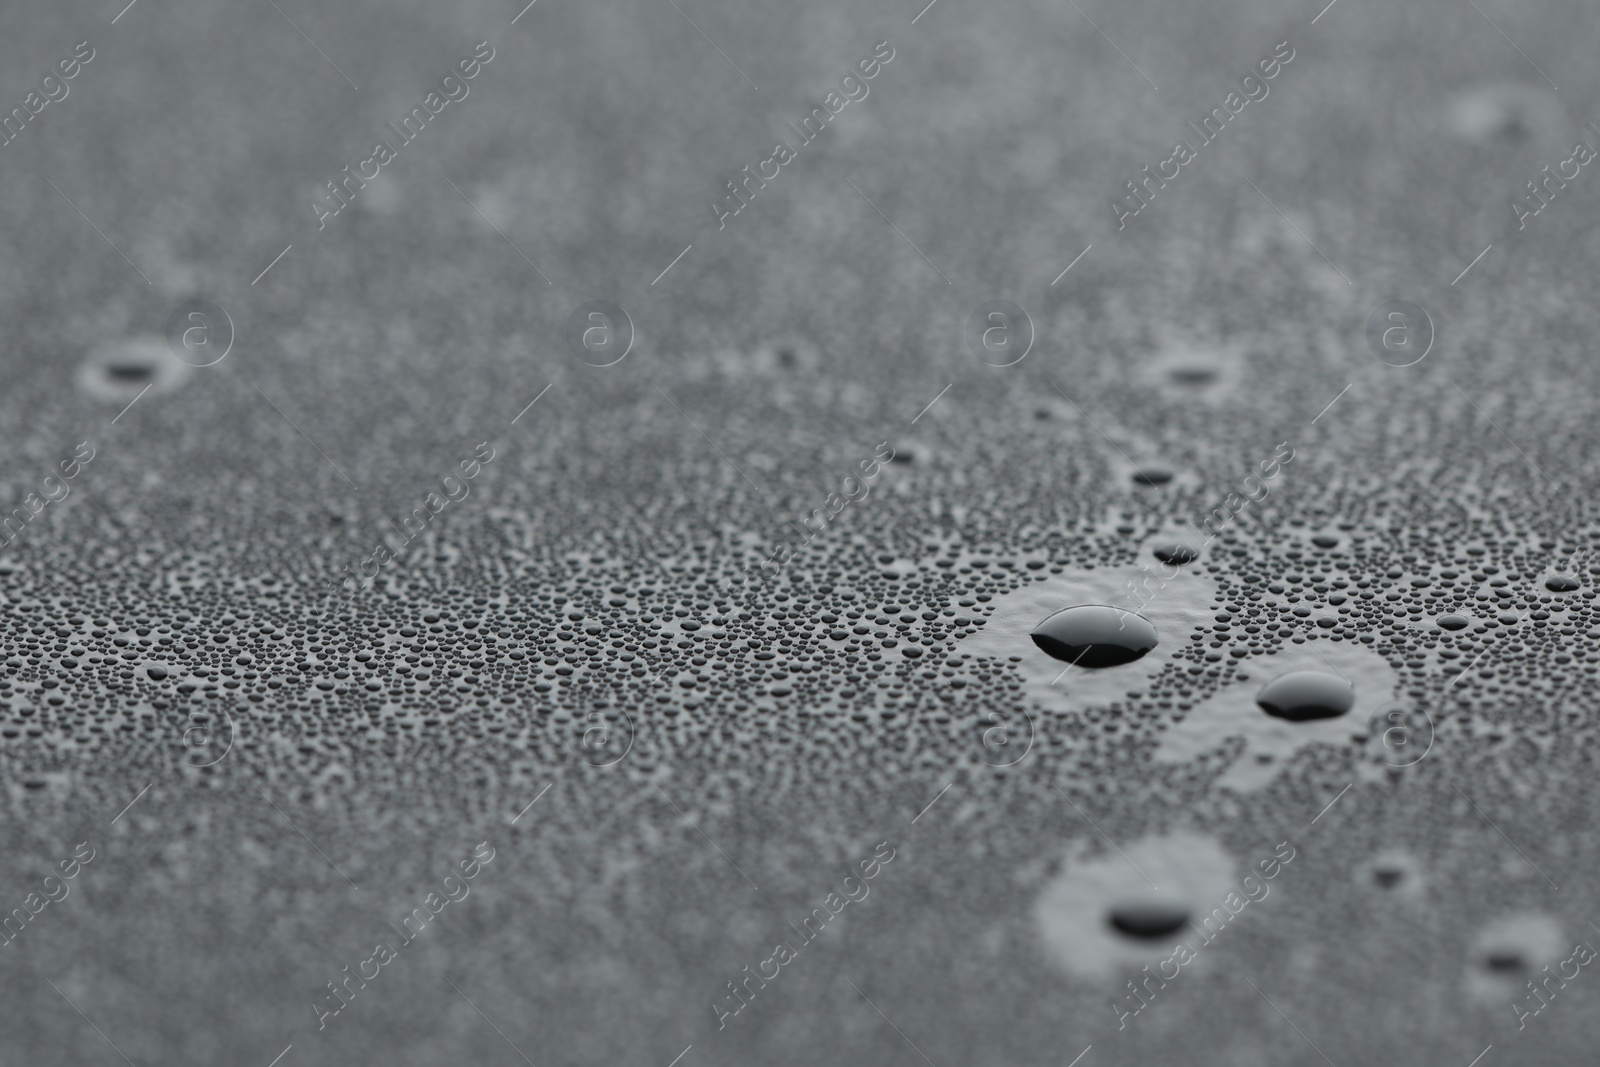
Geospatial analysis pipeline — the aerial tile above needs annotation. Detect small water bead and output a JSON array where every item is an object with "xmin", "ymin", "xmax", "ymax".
[
  {"xmin": 1131, "ymin": 468, "xmax": 1173, "ymax": 487},
  {"xmin": 1030, "ymin": 606, "xmax": 1158, "ymax": 668},
  {"xmin": 1373, "ymin": 865, "xmax": 1405, "ymax": 888},
  {"xmin": 1107, "ymin": 900, "xmax": 1190, "ymax": 939},
  {"xmin": 1484, "ymin": 951, "xmax": 1526, "ymax": 974},
  {"xmin": 1166, "ymin": 366, "xmax": 1218, "ymax": 386},
  {"xmin": 1255, "ymin": 670, "xmax": 1355, "ymax": 722},
  {"xmin": 1152, "ymin": 543, "xmax": 1199, "ymax": 566}
]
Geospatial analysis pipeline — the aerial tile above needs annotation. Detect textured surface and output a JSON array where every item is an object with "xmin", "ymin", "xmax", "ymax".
[{"xmin": 2, "ymin": 0, "xmax": 1598, "ymax": 1064}]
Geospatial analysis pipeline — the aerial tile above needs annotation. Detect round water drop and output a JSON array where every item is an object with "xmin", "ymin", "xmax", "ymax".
[
  {"xmin": 1255, "ymin": 669, "xmax": 1355, "ymax": 722},
  {"xmin": 1167, "ymin": 366, "xmax": 1217, "ymax": 386},
  {"xmin": 1311, "ymin": 534, "xmax": 1340, "ymax": 549},
  {"xmin": 1131, "ymin": 468, "xmax": 1173, "ymax": 487},
  {"xmin": 1545, "ymin": 575, "xmax": 1580, "ymax": 592},
  {"xmin": 1107, "ymin": 900, "xmax": 1189, "ymax": 939},
  {"xmin": 1483, "ymin": 951, "xmax": 1526, "ymax": 974},
  {"xmin": 1437, "ymin": 614, "xmax": 1470, "ymax": 631},
  {"xmin": 1030, "ymin": 605, "xmax": 1158, "ymax": 667},
  {"xmin": 1152, "ymin": 543, "xmax": 1198, "ymax": 566},
  {"xmin": 1373, "ymin": 865, "xmax": 1405, "ymax": 889}
]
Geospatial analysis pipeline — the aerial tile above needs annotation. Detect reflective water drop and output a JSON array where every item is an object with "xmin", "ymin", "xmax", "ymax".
[
  {"xmin": 1311, "ymin": 534, "xmax": 1340, "ymax": 549},
  {"xmin": 1373, "ymin": 865, "xmax": 1405, "ymax": 888},
  {"xmin": 1545, "ymin": 575, "xmax": 1580, "ymax": 592},
  {"xmin": 1255, "ymin": 670, "xmax": 1355, "ymax": 722},
  {"xmin": 1031, "ymin": 605, "xmax": 1158, "ymax": 667},
  {"xmin": 1437, "ymin": 614, "xmax": 1470, "ymax": 631},
  {"xmin": 1107, "ymin": 900, "xmax": 1189, "ymax": 939},
  {"xmin": 1484, "ymin": 951, "xmax": 1526, "ymax": 974},
  {"xmin": 1131, "ymin": 468, "xmax": 1173, "ymax": 487},
  {"xmin": 1167, "ymin": 366, "xmax": 1217, "ymax": 386},
  {"xmin": 1152, "ymin": 543, "xmax": 1198, "ymax": 565}
]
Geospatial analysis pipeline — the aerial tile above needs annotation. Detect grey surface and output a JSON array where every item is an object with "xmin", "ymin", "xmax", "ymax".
[{"xmin": 1, "ymin": 0, "xmax": 1598, "ymax": 1063}]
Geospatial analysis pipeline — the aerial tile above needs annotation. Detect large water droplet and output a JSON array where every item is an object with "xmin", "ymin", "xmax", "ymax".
[
  {"xmin": 1107, "ymin": 900, "xmax": 1189, "ymax": 939},
  {"xmin": 1255, "ymin": 670, "xmax": 1355, "ymax": 722},
  {"xmin": 1030, "ymin": 605, "xmax": 1158, "ymax": 667},
  {"xmin": 1545, "ymin": 575, "xmax": 1580, "ymax": 592},
  {"xmin": 1152, "ymin": 542, "xmax": 1198, "ymax": 566},
  {"xmin": 1437, "ymin": 614, "xmax": 1470, "ymax": 631}
]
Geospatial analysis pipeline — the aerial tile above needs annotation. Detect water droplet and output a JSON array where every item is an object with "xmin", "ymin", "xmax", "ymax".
[
  {"xmin": 1437, "ymin": 614, "xmax": 1470, "ymax": 631},
  {"xmin": 1151, "ymin": 543, "xmax": 1198, "ymax": 566},
  {"xmin": 78, "ymin": 337, "xmax": 191, "ymax": 401},
  {"xmin": 1484, "ymin": 951, "xmax": 1526, "ymax": 974},
  {"xmin": 1031, "ymin": 605, "xmax": 1158, "ymax": 667},
  {"xmin": 1166, "ymin": 366, "xmax": 1217, "ymax": 386},
  {"xmin": 1545, "ymin": 575, "xmax": 1580, "ymax": 592},
  {"xmin": 1107, "ymin": 900, "xmax": 1190, "ymax": 939},
  {"xmin": 1255, "ymin": 670, "xmax": 1355, "ymax": 722},
  {"xmin": 1311, "ymin": 534, "xmax": 1340, "ymax": 549},
  {"xmin": 1131, "ymin": 468, "xmax": 1173, "ymax": 487}
]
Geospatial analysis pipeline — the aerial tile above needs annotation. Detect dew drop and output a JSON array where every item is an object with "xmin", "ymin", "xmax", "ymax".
[
  {"xmin": 1151, "ymin": 543, "xmax": 1198, "ymax": 566},
  {"xmin": 1373, "ymin": 865, "xmax": 1405, "ymax": 888},
  {"xmin": 1545, "ymin": 575, "xmax": 1580, "ymax": 592},
  {"xmin": 1166, "ymin": 366, "xmax": 1218, "ymax": 386},
  {"xmin": 1311, "ymin": 534, "xmax": 1340, "ymax": 549},
  {"xmin": 1030, "ymin": 605, "xmax": 1158, "ymax": 667},
  {"xmin": 1255, "ymin": 669, "xmax": 1355, "ymax": 722},
  {"xmin": 1484, "ymin": 951, "xmax": 1526, "ymax": 974},
  {"xmin": 1107, "ymin": 900, "xmax": 1190, "ymax": 939},
  {"xmin": 1437, "ymin": 614, "xmax": 1470, "ymax": 631},
  {"xmin": 1131, "ymin": 468, "xmax": 1173, "ymax": 487}
]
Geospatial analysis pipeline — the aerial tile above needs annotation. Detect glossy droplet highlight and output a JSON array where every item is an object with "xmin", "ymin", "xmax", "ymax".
[
  {"xmin": 1167, "ymin": 366, "xmax": 1217, "ymax": 386},
  {"xmin": 1131, "ymin": 468, "xmax": 1173, "ymax": 487},
  {"xmin": 1031, "ymin": 605, "xmax": 1158, "ymax": 667},
  {"xmin": 1255, "ymin": 669, "xmax": 1355, "ymax": 722},
  {"xmin": 1107, "ymin": 900, "xmax": 1190, "ymax": 939},
  {"xmin": 1152, "ymin": 543, "xmax": 1198, "ymax": 566}
]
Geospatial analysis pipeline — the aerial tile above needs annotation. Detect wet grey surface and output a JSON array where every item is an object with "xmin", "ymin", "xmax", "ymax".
[{"xmin": 1, "ymin": 0, "xmax": 1599, "ymax": 1063}]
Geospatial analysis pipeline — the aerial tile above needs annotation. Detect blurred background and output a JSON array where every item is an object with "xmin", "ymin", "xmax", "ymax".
[{"xmin": 0, "ymin": 0, "xmax": 1598, "ymax": 1063}]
